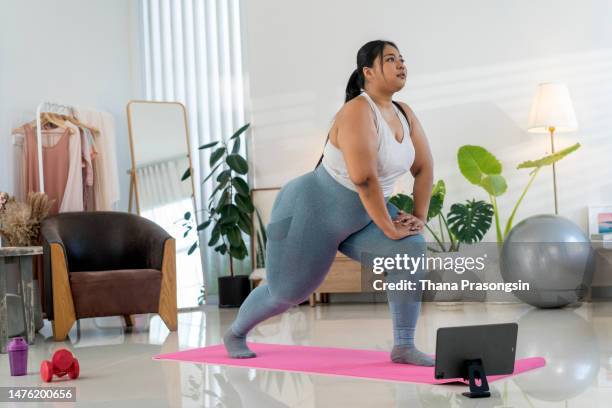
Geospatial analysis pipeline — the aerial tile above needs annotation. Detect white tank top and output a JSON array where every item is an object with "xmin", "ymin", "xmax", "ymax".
[{"xmin": 321, "ymin": 92, "xmax": 416, "ymax": 197}]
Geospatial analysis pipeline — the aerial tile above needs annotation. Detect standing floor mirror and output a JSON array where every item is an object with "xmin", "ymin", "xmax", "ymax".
[{"xmin": 127, "ymin": 101, "xmax": 203, "ymax": 309}]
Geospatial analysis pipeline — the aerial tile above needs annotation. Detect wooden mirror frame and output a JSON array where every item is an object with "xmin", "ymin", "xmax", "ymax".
[{"xmin": 126, "ymin": 100, "xmax": 197, "ymax": 215}]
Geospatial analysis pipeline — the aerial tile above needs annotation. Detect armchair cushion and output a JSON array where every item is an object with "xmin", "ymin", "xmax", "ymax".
[{"xmin": 69, "ymin": 269, "xmax": 162, "ymax": 318}]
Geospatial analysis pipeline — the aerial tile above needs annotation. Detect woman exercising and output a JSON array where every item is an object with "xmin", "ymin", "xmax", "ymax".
[{"xmin": 224, "ymin": 40, "xmax": 434, "ymax": 366}]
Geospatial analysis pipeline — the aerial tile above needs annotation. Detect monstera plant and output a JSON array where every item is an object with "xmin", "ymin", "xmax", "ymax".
[
  {"xmin": 389, "ymin": 180, "xmax": 494, "ymax": 252},
  {"xmin": 457, "ymin": 142, "xmax": 580, "ymax": 243}
]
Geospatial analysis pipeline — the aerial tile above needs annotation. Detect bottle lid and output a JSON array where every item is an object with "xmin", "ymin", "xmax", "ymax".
[{"xmin": 7, "ymin": 337, "xmax": 28, "ymax": 352}]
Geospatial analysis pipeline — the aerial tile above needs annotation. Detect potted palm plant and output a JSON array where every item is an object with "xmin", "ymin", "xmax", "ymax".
[{"xmin": 184, "ymin": 123, "xmax": 255, "ymax": 307}]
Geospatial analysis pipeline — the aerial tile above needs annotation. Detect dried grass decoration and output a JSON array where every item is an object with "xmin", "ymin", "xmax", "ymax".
[{"xmin": 0, "ymin": 192, "xmax": 53, "ymax": 247}]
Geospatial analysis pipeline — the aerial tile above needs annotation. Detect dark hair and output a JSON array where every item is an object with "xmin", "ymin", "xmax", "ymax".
[{"xmin": 345, "ymin": 40, "xmax": 399, "ymax": 102}]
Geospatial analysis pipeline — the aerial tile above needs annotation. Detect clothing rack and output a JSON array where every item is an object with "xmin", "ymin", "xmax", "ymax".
[
  {"xmin": 34, "ymin": 101, "xmax": 76, "ymax": 193},
  {"xmin": 11, "ymin": 102, "xmax": 120, "ymax": 213}
]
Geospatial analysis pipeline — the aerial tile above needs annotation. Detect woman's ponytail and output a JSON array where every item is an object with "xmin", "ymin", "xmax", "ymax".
[
  {"xmin": 345, "ymin": 68, "xmax": 363, "ymax": 102},
  {"xmin": 344, "ymin": 40, "xmax": 399, "ymax": 103}
]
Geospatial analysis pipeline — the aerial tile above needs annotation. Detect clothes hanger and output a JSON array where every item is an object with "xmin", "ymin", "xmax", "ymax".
[
  {"xmin": 45, "ymin": 112, "xmax": 68, "ymax": 128},
  {"xmin": 27, "ymin": 113, "xmax": 77, "ymax": 137},
  {"xmin": 67, "ymin": 117, "xmax": 99, "ymax": 134},
  {"xmin": 57, "ymin": 107, "xmax": 100, "ymax": 134},
  {"xmin": 12, "ymin": 113, "xmax": 65, "ymax": 134}
]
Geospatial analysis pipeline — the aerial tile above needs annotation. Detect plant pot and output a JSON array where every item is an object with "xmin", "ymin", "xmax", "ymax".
[{"xmin": 218, "ymin": 275, "xmax": 251, "ymax": 308}]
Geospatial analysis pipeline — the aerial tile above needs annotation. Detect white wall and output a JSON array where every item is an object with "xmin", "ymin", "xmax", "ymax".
[
  {"xmin": 0, "ymin": 0, "xmax": 139, "ymax": 210},
  {"xmin": 243, "ymin": 0, "xmax": 612, "ymax": 236}
]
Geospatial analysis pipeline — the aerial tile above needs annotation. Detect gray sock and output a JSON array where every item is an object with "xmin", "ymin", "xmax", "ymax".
[
  {"xmin": 223, "ymin": 327, "xmax": 256, "ymax": 358},
  {"xmin": 387, "ymin": 300, "xmax": 434, "ymax": 366},
  {"xmin": 391, "ymin": 345, "xmax": 434, "ymax": 366}
]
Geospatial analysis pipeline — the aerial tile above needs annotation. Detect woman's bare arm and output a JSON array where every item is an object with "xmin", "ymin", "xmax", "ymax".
[
  {"xmin": 335, "ymin": 98, "xmax": 398, "ymax": 239},
  {"xmin": 398, "ymin": 102, "xmax": 433, "ymax": 222}
]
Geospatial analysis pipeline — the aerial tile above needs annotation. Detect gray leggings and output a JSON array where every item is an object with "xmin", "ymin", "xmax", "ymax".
[{"xmin": 230, "ymin": 164, "xmax": 427, "ymax": 338}]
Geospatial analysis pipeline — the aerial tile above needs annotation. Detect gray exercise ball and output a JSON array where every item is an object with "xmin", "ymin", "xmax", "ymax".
[
  {"xmin": 513, "ymin": 309, "xmax": 598, "ymax": 401},
  {"xmin": 500, "ymin": 214, "xmax": 595, "ymax": 308}
]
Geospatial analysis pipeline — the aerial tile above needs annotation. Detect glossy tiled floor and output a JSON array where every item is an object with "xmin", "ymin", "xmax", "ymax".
[{"xmin": 1, "ymin": 301, "xmax": 612, "ymax": 407}]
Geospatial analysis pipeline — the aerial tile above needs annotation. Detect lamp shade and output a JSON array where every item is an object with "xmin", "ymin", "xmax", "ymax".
[{"xmin": 527, "ymin": 83, "xmax": 578, "ymax": 133}]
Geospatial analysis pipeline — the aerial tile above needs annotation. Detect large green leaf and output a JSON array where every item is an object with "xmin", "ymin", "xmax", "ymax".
[
  {"xmin": 235, "ymin": 193, "xmax": 255, "ymax": 213},
  {"xmin": 226, "ymin": 154, "xmax": 248, "ymax": 174},
  {"xmin": 388, "ymin": 193, "xmax": 414, "ymax": 213},
  {"xmin": 218, "ymin": 223, "xmax": 231, "ymax": 235},
  {"xmin": 229, "ymin": 247, "xmax": 246, "ymax": 260},
  {"xmin": 210, "ymin": 147, "xmax": 226, "ymax": 167},
  {"xmin": 480, "ymin": 174, "xmax": 507, "ymax": 196},
  {"xmin": 458, "ymin": 145, "xmax": 503, "ymax": 185},
  {"xmin": 427, "ymin": 180, "xmax": 446, "ymax": 219},
  {"xmin": 237, "ymin": 213, "xmax": 252, "ymax": 236},
  {"xmin": 226, "ymin": 226, "xmax": 242, "ymax": 248},
  {"xmin": 432, "ymin": 180, "xmax": 446, "ymax": 199},
  {"xmin": 427, "ymin": 194, "xmax": 444, "ymax": 220},
  {"xmin": 447, "ymin": 199, "xmax": 494, "ymax": 244},
  {"xmin": 219, "ymin": 204, "xmax": 240, "ymax": 225},
  {"xmin": 216, "ymin": 169, "xmax": 232, "ymax": 184},
  {"xmin": 457, "ymin": 146, "xmax": 507, "ymax": 197},
  {"xmin": 232, "ymin": 177, "xmax": 250, "ymax": 196},
  {"xmin": 229, "ymin": 240, "xmax": 248, "ymax": 260},
  {"xmin": 230, "ymin": 123, "xmax": 250, "ymax": 140},
  {"xmin": 208, "ymin": 224, "xmax": 221, "ymax": 246},
  {"xmin": 517, "ymin": 143, "xmax": 580, "ymax": 169}
]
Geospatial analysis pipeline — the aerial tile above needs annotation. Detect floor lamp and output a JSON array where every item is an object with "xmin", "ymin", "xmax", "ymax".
[{"xmin": 527, "ymin": 83, "xmax": 578, "ymax": 215}]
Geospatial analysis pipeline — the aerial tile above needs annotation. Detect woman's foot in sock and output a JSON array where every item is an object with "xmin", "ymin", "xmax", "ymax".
[
  {"xmin": 223, "ymin": 328, "xmax": 256, "ymax": 358},
  {"xmin": 390, "ymin": 345, "xmax": 434, "ymax": 366}
]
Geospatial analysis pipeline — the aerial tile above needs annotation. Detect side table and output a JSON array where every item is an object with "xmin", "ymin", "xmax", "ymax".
[{"xmin": 0, "ymin": 246, "xmax": 43, "ymax": 353}]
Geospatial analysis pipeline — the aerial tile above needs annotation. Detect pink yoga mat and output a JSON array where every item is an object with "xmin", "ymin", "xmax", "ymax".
[{"xmin": 154, "ymin": 342, "xmax": 545, "ymax": 385}]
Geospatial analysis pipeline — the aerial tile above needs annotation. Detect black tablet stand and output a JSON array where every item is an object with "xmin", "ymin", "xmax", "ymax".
[{"xmin": 462, "ymin": 359, "xmax": 490, "ymax": 398}]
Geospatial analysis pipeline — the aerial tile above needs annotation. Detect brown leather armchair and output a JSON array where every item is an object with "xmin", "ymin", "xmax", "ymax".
[{"xmin": 41, "ymin": 212, "xmax": 177, "ymax": 340}]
